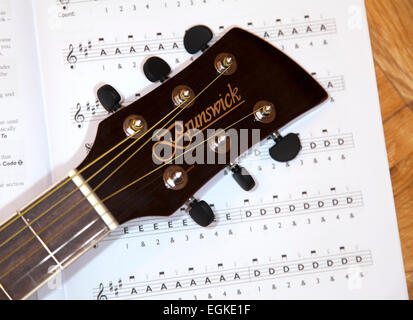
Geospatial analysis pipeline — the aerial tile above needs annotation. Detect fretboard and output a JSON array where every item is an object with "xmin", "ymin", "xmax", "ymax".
[{"xmin": 0, "ymin": 170, "xmax": 119, "ymax": 300}]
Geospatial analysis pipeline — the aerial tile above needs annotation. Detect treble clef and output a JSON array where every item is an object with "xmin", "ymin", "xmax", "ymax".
[
  {"xmin": 97, "ymin": 283, "xmax": 107, "ymax": 300},
  {"xmin": 67, "ymin": 44, "xmax": 77, "ymax": 69},
  {"xmin": 74, "ymin": 103, "xmax": 85, "ymax": 128}
]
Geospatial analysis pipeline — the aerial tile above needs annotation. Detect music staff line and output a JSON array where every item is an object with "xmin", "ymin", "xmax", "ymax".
[
  {"xmin": 240, "ymin": 132, "xmax": 355, "ymax": 163},
  {"xmin": 93, "ymin": 250, "xmax": 372, "ymax": 299},
  {"xmin": 102, "ymin": 248, "xmax": 370, "ymax": 286},
  {"xmin": 94, "ymin": 250, "xmax": 372, "ymax": 298},
  {"xmin": 104, "ymin": 191, "xmax": 363, "ymax": 241},
  {"xmin": 63, "ymin": 18, "xmax": 336, "ymax": 67},
  {"xmin": 70, "ymin": 74, "xmax": 345, "ymax": 128},
  {"xmin": 319, "ymin": 75, "xmax": 345, "ymax": 93},
  {"xmin": 72, "ymin": 101, "xmax": 102, "ymax": 128},
  {"xmin": 63, "ymin": 17, "xmax": 334, "ymax": 53},
  {"xmin": 117, "ymin": 189, "xmax": 362, "ymax": 224}
]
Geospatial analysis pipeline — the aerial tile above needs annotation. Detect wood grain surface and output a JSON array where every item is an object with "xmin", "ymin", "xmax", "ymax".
[
  {"xmin": 365, "ymin": 0, "xmax": 413, "ymax": 299},
  {"xmin": 0, "ymin": 180, "xmax": 110, "ymax": 300}
]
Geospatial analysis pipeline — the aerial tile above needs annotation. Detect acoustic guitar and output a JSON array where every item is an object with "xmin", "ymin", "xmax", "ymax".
[{"xmin": 0, "ymin": 26, "xmax": 328, "ymax": 300}]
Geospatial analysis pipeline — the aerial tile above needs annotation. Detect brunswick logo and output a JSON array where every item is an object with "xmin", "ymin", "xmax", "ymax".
[
  {"xmin": 183, "ymin": 83, "xmax": 242, "ymax": 132},
  {"xmin": 152, "ymin": 83, "xmax": 249, "ymax": 164}
]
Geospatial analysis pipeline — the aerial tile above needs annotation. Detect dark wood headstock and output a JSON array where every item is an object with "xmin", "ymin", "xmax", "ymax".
[{"xmin": 77, "ymin": 27, "xmax": 328, "ymax": 225}]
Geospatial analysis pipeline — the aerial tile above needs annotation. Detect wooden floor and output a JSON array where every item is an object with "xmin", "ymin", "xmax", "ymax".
[{"xmin": 365, "ymin": 0, "xmax": 413, "ymax": 299}]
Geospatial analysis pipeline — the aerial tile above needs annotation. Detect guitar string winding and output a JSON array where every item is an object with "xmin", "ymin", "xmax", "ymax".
[
  {"xmin": 0, "ymin": 105, "xmax": 264, "ymax": 281},
  {"xmin": 1, "ymin": 65, "xmax": 230, "ymax": 233},
  {"xmin": 0, "ymin": 66, "xmax": 231, "ymax": 265},
  {"xmin": 0, "ymin": 104, "xmax": 184, "ymax": 248}
]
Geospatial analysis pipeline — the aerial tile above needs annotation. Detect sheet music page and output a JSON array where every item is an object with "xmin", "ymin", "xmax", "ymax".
[
  {"xmin": 0, "ymin": 0, "xmax": 51, "ymax": 221},
  {"xmin": 33, "ymin": 0, "xmax": 408, "ymax": 299}
]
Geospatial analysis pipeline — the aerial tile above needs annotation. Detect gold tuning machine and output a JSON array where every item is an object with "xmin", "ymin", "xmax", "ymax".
[
  {"xmin": 214, "ymin": 53, "xmax": 237, "ymax": 75},
  {"xmin": 172, "ymin": 85, "xmax": 195, "ymax": 108},
  {"xmin": 123, "ymin": 115, "xmax": 148, "ymax": 139},
  {"xmin": 163, "ymin": 165, "xmax": 188, "ymax": 191},
  {"xmin": 253, "ymin": 101, "xmax": 276, "ymax": 123}
]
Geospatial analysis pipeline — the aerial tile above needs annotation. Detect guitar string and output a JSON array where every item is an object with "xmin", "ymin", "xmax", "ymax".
[
  {"xmin": 0, "ymin": 132, "xmax": 139, "ymax": 232},
  {"xmin": 0, "ymin": 66, "xmax": 232, "ymax": 263},
  {"xmin": 0, "ymin": 98, "xmax": 185, "ymax": 231},
  {"xmin": 0, "ymin": 64, "xmax": 231, "ymax": 236},
  {"xmin": 0, "ymin": 106, "xmax": 183, "ymax": 246},
  {"xmin": 0, "ymin": 105, "xmax": 264, "ymax": 281},
  {"xmin": 98, "ymin": 107, "xmax": 262, "ymax": 204},
  {"xmin": 0, "ymin": 66, "xmax": 230, "ymax": 249}
]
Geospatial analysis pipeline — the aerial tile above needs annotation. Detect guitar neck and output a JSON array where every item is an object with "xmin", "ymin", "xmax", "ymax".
[{"xmin": 0, "ymin": 170, "xmax": 118, "ymax": 300}]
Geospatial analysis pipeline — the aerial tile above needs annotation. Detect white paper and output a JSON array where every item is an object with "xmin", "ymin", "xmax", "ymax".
[
  {"xmin": 5, "ymin": 0, "xmax": 406, "ymax": 299},
  {"xmin": 0, "ymin": 0, "xmax": 51, "ymax": 221}
]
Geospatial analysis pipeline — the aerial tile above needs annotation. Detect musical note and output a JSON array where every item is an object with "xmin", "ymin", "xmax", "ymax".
[
  {"xmin": 63, "ymin": 18, "xmax": 337, "ymax": 68},
  {"xmin": 78, "ymin": 41, "xmax": 92, "ymax": 57},
  {"xmin": 97, "ymin": 283, "xmax": 107, "ymax": 300},
  {"xmin": 66, "ymin": 44, "xmax": 77, "ymax": 69},
  {"xmin": 70, "ymin": 99, "xmax": 109, "ymax": 128},
  {"xmin": 86, "ymin": 102, "xmax": 95, "ymax": 115},
  {"xmin": 92, "ymin": 250, "xmax": 372, "ymax": 299},
  {"xmin": 74, "ymin": 103, "xmax": 85, "ymax": 128}
]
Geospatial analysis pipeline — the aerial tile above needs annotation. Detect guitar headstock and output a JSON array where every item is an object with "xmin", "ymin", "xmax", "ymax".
[{"xmin": 77, "ymin": 27, "xmax": 328, "ymax": 225}]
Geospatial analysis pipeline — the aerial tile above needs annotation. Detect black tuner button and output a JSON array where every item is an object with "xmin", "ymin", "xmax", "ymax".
[
  {"xmin": 184, "ymin": 25, "xmax": 213, "ymax": 54},
  {"xmin": 269, "ymin": 133, "xmax": 302, "ymax": 163},
  {"xmin": 188, "ymin": 199, "xmax": 215, "ymax": 227},
  {"xmin": 230, "ymin": 164, "xmax": 256, "ymax": 191},
  {"xmin": 97, "ymin": 84, "xmax": 122, "ymax": 113},
  {"xmin": 143, "ymin": 56, "xmax": 171, "ymax": 83}
]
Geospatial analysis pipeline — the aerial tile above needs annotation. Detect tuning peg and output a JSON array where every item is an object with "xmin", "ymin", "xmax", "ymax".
[
  {"xmin": 187, "ymin": 198, "xmax": 215, "ymax": 227},
  {"xmin": 269, "ymin": 132, "xmax": 302, "ymax": 163},
  {"xmin": 143, "ymin": 56, "xmax": 171, "ymax": 83},
  {"xmin": 184, "ymin": 25, "xmax": 213, "ymax": 54},
  {"xmin": 97, "ymin": 84, "xmax": 122, "ymax": 113},
  {"xmin": 230, "ymin": 164, "xmax": 255, "ymax": 191}
]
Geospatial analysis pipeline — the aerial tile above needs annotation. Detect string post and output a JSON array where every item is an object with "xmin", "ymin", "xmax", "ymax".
[
  {"xmin": 253, "ymin": 101, "xmax": 276, "ymax": 123},
  {"xmin": 215, "ymin": 53, "xmax": 237, "ymax": 75},
  {"xmin": 123, "ymin": 115, "xmax": 148, "ymax": 139},
  {"xmin": 172, "ymin": 85, "xmax": 195, "ymax": 108}
]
